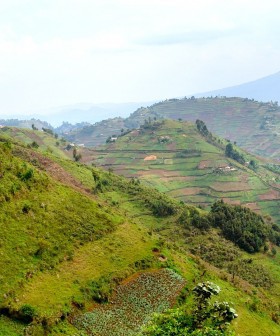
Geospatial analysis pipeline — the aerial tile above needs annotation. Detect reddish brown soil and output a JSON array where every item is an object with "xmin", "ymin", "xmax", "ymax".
[
  {"xmin": 198, "ymin": 160, "xmax": 215, "ymax": 169},
  {"xmin": 259, "ymin": 190, "xmax": 280, "ymax": 200},
  {"xmin": 244, "ymin": 202, "xmax": 260, "ymax": 211},
  {"xmin": 222, "ymin": 198, "xmax": 241, "ymax": 205},
  {"xmin": 169, "ymin": 187, "xmax": 201, "ymax": 196},
  {"xmin": 13, "ymin": 147, "xmax": 92, "ymax": 196},
  {"xmin": 212, "ymin": 182, "xmax": 252, "ymax": 192}
]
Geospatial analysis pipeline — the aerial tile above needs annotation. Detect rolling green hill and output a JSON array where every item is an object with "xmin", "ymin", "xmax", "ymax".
[
  {"xmin": 0, "ymin": 130, "xmax": 280, "ymax": 335},
  {"xmin": 86, "ymin": 119, "xmax": 280, "ymax": 224},
  {"xmin": 63, "ymin": 97, "xmax": 280, "ymax": 160},
  {"xmin": 125, "ymin": 97, "xmax": 280, "ymax": 159},
  {"xmin": 0, "ymin": 118, "xmax": 52, "ymax": 130},
  {"xmin": 0, "ymin": 126, "xmax": 71, "ymax": 160},
  {"xmin": 62, "ymin": 117, "xmax": 126, "ymax": 148}
]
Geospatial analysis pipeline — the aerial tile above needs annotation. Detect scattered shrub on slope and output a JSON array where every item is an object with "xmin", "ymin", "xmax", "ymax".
[
  {"xmin": 210, "ymin": 200, "xmax": 279, "ymax": 253},
  {"xmin": 142, "ymin": 281, "xmax": 237, "ymax": 336}
]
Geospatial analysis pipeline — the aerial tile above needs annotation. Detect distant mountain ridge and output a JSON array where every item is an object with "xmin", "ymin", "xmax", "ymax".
[
  {"xmin": 63, "ymin": 97, "xmax": 280, "ymax": 159},
  {"xmin": 0, "ymin": 101, "xmax": 156, "ymax": 127},
  {"xmin": 195, "ymin": 71, "xmax": 280, "ymax": 102}
]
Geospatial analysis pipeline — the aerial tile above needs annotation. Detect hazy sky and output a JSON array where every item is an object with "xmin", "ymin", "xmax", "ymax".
[{"xmin": 0, "ymin": 0, "xmax": 280, "ymax": 115}]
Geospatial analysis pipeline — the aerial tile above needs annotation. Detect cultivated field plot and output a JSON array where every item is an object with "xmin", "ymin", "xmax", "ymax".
[
  {"xmin": 124, "ymin": 97, "xmax": 280, "ymax": 159},
  {"xmin": 88, "ymin": 120, "xmax": 280, "ymax": 222},
  {"xmin": 74, "ymin": 269, "xmax": 185, "ymax": 336}
]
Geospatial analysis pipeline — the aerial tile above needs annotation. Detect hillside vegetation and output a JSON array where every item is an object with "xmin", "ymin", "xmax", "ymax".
[
  {"xmin": 60, "ymin": 97, "xmax": 280, "ymax": 160},
  {"xmin": 0, "ymin": 132, "xmax": 280, "ymax": 335},
  {"xmin": 87, "ymin": 119, "xmax": 280, "ymax": 224},
  {"xmin": 125, "ymin": 97, "xmax": 280, "ymax": 159}
]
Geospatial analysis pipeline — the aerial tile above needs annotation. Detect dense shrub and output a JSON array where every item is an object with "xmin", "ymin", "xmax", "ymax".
[
  {"xmin": 18, "ymin": 304, "xmax": 37, "ymax": 323},
  {"xmin": 210, "ymin": 200, "xmax": 269, "ymax": 253},
  {"xmin": 142, "ymin": 282, "xmax": 237, "ymax": 336},
  {"xmin": 225, "ymin": 143, "xmax": 245, "ymax": 165},
  {"xmin": 80, "ymin": 276, "xmax": 113, "ymax": 303}
]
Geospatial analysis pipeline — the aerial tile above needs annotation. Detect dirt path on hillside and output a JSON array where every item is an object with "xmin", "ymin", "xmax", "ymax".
[{"xmin": 13, "ymin": 147, "xmax": 93, "ymax": 196}]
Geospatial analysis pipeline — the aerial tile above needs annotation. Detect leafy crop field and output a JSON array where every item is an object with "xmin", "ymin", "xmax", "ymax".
[{"xmin": 74, "ymin": 269, "xmax": 185, "ymax": 336}]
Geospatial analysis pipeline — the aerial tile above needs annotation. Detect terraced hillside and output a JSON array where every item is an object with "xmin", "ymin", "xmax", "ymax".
[
  {"xmin": 63, "ymin": 117, "xmax": 126, "ymax": 147},
  {"xmin": 62, "ymin": 97, "xmax": 280, "ymax": 159},
  {"xmin": 125, "ymin": 97, "xmax": 280, "ymax": 159},
  {"xmin": 87, "ymin": 119, "xmax": 280, "ymax": 223},
  {"xmin": 1, "ymin": 129, "xmax": 280, "ymax": 335}
]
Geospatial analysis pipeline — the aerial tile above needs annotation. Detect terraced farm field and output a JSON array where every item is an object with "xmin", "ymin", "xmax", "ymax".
[
  {"xmin": 88, "ymin": 120, "xmax": 280, "ymax": 223},
  {"xmin": 125, "ymin": 97, "xmax": 280, "ymax": 159}
]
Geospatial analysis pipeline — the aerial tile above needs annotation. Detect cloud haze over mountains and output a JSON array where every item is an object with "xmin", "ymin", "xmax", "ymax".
[
  {"xmin": 0, "ymin": 0, "xmax": 280, "ymax": 117},
  {"xmin": 195, "ymin": 72, "xmax": 280, "ymax": 103}
]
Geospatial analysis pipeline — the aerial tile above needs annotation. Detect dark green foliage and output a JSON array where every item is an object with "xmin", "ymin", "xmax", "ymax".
[
  {"xmin": 133, "ymin": 256, "xmax": 154, "ymax": 270},
  {"xmin": 144, "ymin": 194, "xmax": 178, "ymax": 216},
  {"xmin": 31, "ymin": 141, "xmax": 39, "ymax": 148},
  {"xmin": 142, "ymin": 282, "xmax": 237, "ymax": 336},
  {"xmin": 18, "ymin": 304, "xmax": 37, "ymax": 323},
  {"xmin": 140, "ymin": 119, "xmax": 164, "ymax": 131},
  {"xmin": 22, "ymin": 201, "xmax": 31, "ymax": 214},
  {"xmin": 109, "ymin": 173, "xmax": 180, "ymax": 217},
  {"xmin": 92, "ymin": 170, "xmax": 111, "ymax": 193},
  {"xmin": 191, "ymin": 213, "xmax": 211, "ymax": 231},
  {"xmin": 42, "ymin": 127, "xmax": 54, "ymax": 136},
  {"xmin": 189, "ymin": 236, "xmax": 241, "ymax": 268},
  {"xmin": 188, "ymin": 235, "xmax": 273, "ymax": 288},
  {"xmin": 175, "ymin": 149, "xmax": 202, "ymax": 158},
  {"xmin": 178, "ymin": 207, "xmax": 200, "ymax": 228},
  {"xmin": 225, "ymin": 143, "xmax": 245, "ymax": 164},
  {"xmin": 265, "ymin": 163, "xmax": 280, "ymax": 175},
  {"xmin": 248, "ymin": 160, "xmax": 258, "ymax": 171},
  {"xmin": 18, "ymin": 167, "xmax": 34, "ymax": 182},
  {"xmin": 81, "ymin": 276, "xmax": 112, "ymax": 303},
  {"xmin": 196, "ymin": 119, "xmax": 210, "ymax": 137},
  {"xmin": 228, "ymin": 259, "xmax": 273, "ymax": 288},
  {"xmin": 210, "ymin": 200, "xmax": 269, "ymax": 253}
]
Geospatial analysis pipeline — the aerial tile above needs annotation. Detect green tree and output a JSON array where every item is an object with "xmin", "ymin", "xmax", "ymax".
[{"xmin": 142, "ymin": 282, "xmax": 237, "ymax": 336}]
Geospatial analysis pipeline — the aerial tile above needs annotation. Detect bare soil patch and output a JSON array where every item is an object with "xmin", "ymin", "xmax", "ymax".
[
  {"xmin": 138, "ymin": 170, "xmax": 194, "ymax": 181},
  {"xmin": 222, "ymin": 198, "xmax": 241, "ymax": 205},
  {"xmin": 13, "ymin": 147, "xmax": 92, "ymax": 196},
  {"xmin": 144, "ymin": 155, "xmax": 157, "ymax": 161},
  {"xmin": 198, "ymin": 160, "xmax": 217, "ymax": 169},
  {"xmin": 212, "ymin": 182, "xmax": 251, "ymax": 192},
  {"xmin": 169, "ymin": 187, "xmax": 201, "ymax": 196},
  {"xmin": 244, "ymin": 202, "xmax": 260, "ymax": 211},
  {"xmin": 259, "ymin": 190, "xmax": 280, "ymax": 200}
]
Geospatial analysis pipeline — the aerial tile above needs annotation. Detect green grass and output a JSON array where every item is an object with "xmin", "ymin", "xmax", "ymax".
[
  {"xmin": 0, "ymin": 316, "xmax": 25, "ymax": 336},
  {"xmin": 0, "ymin": 131, "xmax": 280, "ymax": 335},
  {"xmin": 12, "ymin": 222, "xmax": 156, "ymax": 318}
]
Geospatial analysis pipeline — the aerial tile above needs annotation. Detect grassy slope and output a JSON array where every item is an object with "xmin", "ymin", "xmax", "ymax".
[
  {"xmin": 64, "ymin": 117, "xmax": 126, "ymax": 147},
  {"xmin": 0, "ymin": 133, "xmax": 280, "ymax": 335},
  {"xmin": 0, "ymin": 127, "xmax": 70, "ymax": 159},
  {"xmin": 87, "ymin": 119, "xmax": 280, "ymax": 224}
]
